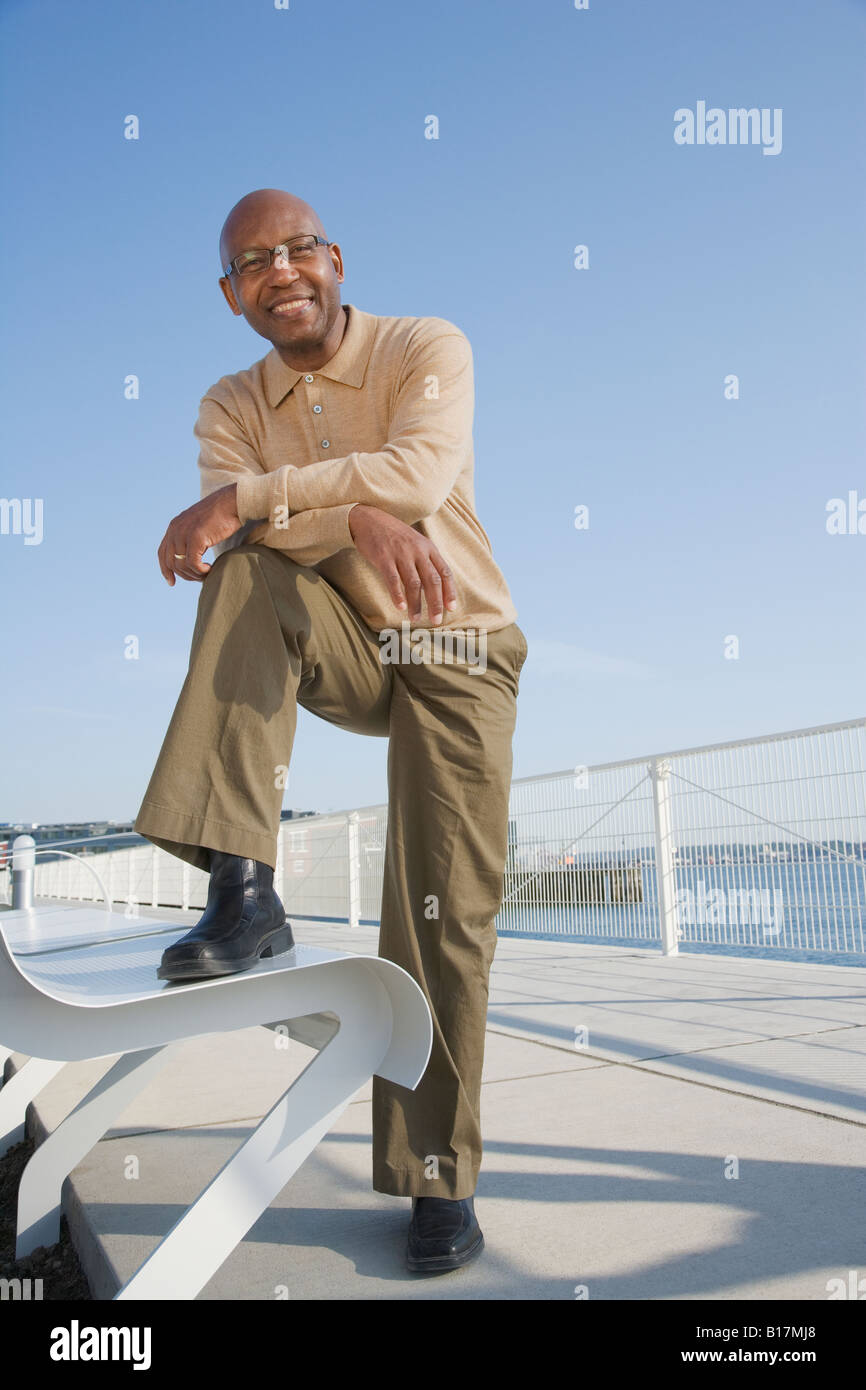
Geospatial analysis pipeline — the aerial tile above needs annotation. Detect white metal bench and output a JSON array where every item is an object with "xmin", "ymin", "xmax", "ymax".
[{"xmin": 0, "ymin": 902, "xmax": 432, "ymax": 1300}]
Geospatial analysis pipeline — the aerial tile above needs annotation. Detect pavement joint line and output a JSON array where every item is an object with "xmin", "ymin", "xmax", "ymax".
[
  {"xmin": 491, "ymin": 966, "xmax": 866, "ymax": 1003},
  {"xmin": 488, "ymin": 1017, "xmax": 864, "ymax": 1062},
  {"xmin": 495, "ymin": 950, "xmax": 863, "ymax": 968},
  {"xmin": 502, "ymin": 959, "xmax": 866, "ymax": 981},
  {"xmin": 481, "ymin": 1064, "xmax": 615, "ymax": 1085},
  {"xmin": 484, "ymin": 1025, "xmax": 866, "ymax": 1126},
  {"xmin": 485, "ymin": 1024, "xmax": 616, "ymax": 1058},
  {"xmin": 491, "ymin": 994, "xmax": 866, "ymax": 1027},
  {"xmin": 496, "ymin": 984, "xmax": 819, "ymax": 1007},
  {"xmin": 622, "ymin": 1064, "xmax": 866, "ymax": 1129},
  {"xmin": 490, "ymin": 986, "xmax": 866, "ymax": 1018},
  {"xmin": 629, "ymin": 1018, "xmax": 866, "ymax": 1057},
  {"xmin": 489, "ymin": 1035, "xmax": 866, "ymax": 1129}
]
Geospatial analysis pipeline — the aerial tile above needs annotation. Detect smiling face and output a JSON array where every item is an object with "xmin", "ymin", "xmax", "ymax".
[{"xmin": 217, "ymin": 189, "xmax": 346, "ymax": 366}]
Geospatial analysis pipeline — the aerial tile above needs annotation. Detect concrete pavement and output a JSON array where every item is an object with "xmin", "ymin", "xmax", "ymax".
[{"xmin": 5, "ymin": 910, "xmax": 866, "ymax": 1300}]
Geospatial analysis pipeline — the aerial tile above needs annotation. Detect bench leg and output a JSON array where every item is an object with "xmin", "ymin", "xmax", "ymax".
[
  {"xmin": 116, "ymin": 990, "xmax": 392, "ymax": 1300},
  {"xmin": 0, "ymin": 1058, "xmax": 65, "ymax": 1157},
  {"xmin": 16, "ymin": 1046, "xmax": 174, "ymax": 1257}
]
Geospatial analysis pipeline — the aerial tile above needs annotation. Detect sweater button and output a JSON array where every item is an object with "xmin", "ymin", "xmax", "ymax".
[
  {"xmin": 321, "ymin": 439, "xmax": 330, "ymax": 448},
  {"xmin": 313, "ymin": 404, "xmax": 322, "ymax": 414},
  {"xmin": 304, "ymin": 374, "xmax": 314, "ymax": 383}
]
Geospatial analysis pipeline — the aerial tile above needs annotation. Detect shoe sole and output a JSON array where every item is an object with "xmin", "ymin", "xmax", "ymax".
[
  {"xmin": 157, "ymin": 923, "xmax": 296, "ymax": 982},
  {"xmin": 406, "ymin": 1232, "xmax": 484, "ymax": 1274}
]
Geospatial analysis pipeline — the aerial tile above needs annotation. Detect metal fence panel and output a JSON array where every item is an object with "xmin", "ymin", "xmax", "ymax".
[{"xmin": 6, "ymin": 719, "xmax": 865, "ymax": 958}]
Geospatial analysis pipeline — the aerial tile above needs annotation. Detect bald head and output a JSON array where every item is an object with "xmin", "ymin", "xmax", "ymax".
[
  {"xmin": 218, "ymin": 189, "xmax": 328, "ymax": 272},
  {"xmin": 215, "ymin": 187, "xmax": 346, "ymax": 369}
]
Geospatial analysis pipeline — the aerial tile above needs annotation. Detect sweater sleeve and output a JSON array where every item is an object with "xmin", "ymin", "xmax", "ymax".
[
  {"xmin": 194, "ymin": 396, "xmax": 358, "ymax": 566},
  {"xmin": 233, "ymin": 327, "xmax": 474, "ymax": 532}
]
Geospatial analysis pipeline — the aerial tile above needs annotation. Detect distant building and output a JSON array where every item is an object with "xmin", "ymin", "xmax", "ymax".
[{"xmin": 0, "ymin": 811, "xmax": 320, "ymax": 867}]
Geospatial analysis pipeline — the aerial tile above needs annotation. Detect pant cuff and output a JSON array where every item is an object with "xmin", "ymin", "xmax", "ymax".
[
  {"xmin": 134, "ymin": 800, "xmax": 278, "ymax": 872},
  {"xmin": 372, "ymin": 1160, "xmax": 480, "ymax": 1200}
]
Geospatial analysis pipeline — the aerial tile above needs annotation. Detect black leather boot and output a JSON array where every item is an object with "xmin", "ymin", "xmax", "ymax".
[
  {"xmin": 406, "ymin": 1195, "xmax": 484, "ymax": 1272},
  {"xmin": 157, "ymin": 851, "xmax": 294, "ymax": 982}
]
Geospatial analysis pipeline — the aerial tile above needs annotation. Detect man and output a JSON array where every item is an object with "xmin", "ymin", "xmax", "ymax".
[{"xmin": 134, "ymin": 188, "xmax": 528, "ymax": 1275}]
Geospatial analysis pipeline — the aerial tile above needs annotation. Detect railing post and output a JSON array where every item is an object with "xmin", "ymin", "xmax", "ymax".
[
  {"xmin": 347, "ymin": 812, "xmax": 360, "ymax": 929},
  {"xmin": 650, "ymin": 758, "xmax": 679, "ymax": 956},
  {"xmin": 11, "ymin": 835, "xmax": 35, "ymax": 910}
]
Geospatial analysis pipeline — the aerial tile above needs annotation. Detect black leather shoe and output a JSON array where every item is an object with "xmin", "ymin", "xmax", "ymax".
[
  {"xmin": 406, "ymin": 1195, "xmax": 484, "ymax": 1273},
  {"xmin": 157, "ymin": 851, "xmax": 294, "ymax": 981}
]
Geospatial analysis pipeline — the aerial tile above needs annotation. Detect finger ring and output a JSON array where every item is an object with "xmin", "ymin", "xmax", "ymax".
[{"xmin": 173, "ymin": 553, "xmax": 186, "ymax": 561}]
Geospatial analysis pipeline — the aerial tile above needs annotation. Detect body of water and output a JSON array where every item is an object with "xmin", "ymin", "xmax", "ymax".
[{"xmin": 497, "ymin": 860, "xmax": 866, "ymax": 964}]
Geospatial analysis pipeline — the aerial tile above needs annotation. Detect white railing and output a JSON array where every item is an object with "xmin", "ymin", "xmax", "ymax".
[
  {"xmin": 499, "ymin": 718, "xmax": 866, "ymax": 955},
  {"xmin": 7, "ymin": 717, "xmax": 866, "ymax": 957}
]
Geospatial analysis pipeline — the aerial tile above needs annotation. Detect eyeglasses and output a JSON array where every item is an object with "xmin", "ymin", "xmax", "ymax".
[{"xmin": 223, "ymin": 233, "xmax": 331, "ymax": 278}]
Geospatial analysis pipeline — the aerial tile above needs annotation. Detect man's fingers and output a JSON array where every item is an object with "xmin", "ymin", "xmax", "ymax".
[
  {"xmin": 355, "ymin": 521, "xmax": 459, "ymax": 623},
  {"xmin": 157, "ymin": 490, "xmax": 238, "ymax": 586},
  {"xmin": 158, "ymin": 534, "xmax": 176, "ymax": 586},
  {"xmin": 174, "ymin": 554, "xmax": 210, "ymax": 582},
  {"xmin": 380, "ymin": 562, "xmax": 408, "ymax": 613},
  {"xmin": 397, "ymin": 559, "xmax": 424, "ymax": 620},
  {"xmin": 178, "ymin": 536, "xmax": 212, "ymax": 581},
  {"xmin": 430, "ymin": 549, "xmax": 458, "ymax": 611},
  {"xmin": 419, "ymin": 558, "xmax": 445, "ymax": 624},
  {"xmin": 391, "ymin": 546, "xmax": 458, "ymax": 624},
  {"xmin": 159, "ymin": 530, "xmax": 205, "ymax": 585}
]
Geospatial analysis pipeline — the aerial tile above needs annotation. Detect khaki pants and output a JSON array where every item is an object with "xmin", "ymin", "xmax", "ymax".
[{"xmin": 134, "ymin": 543, "xmax": 528, "ymax": 1199}]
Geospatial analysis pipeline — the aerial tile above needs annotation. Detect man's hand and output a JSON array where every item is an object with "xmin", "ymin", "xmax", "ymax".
[
  {"xmin": 348, "ymin": 504, "xmax": 458, "ymax": 624},
  {"xmin": 158, "ymin": 484, "xmax": 241, "ymax": 586}
]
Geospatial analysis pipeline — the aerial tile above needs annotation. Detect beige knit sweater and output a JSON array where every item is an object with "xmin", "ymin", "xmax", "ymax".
[{"xmin": 194, "ymin": 301, "xmax": 518, "ymax": 635}]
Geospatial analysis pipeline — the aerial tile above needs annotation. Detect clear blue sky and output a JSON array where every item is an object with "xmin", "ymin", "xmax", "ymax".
[{"xmin": 1, "ymin": 0, "xmax": 864, "ymax": 824}]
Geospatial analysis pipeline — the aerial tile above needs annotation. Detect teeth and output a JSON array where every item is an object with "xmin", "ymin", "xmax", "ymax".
[{"xmin": 272, "ymin": 298, "xmax": 312, "ymax": 313}]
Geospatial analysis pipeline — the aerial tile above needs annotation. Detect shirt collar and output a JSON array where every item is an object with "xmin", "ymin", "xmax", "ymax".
[{"xmin": 263, "ymin": 302, "xmax": 376, "ymax": 408}]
